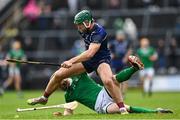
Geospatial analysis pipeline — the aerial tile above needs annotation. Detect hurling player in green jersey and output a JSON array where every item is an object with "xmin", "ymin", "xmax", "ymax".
[
  {"xmin": 57, "ymin": 56, "xmax": 171, "ymax": 116},
  {"xmin": 28, "ymin": 56, "xmax": 172, "ymax": 115},
  {"xmin": 137, "ymin": 38, "xmax": 158, "ymax": 97},
  {"xmin": 2, "ymin": 41, "xmax": 26, "ymax": 97}
]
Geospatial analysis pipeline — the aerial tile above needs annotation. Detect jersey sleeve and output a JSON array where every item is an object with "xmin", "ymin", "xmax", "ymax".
[{"xmin": 91, "ymin": 29, "xmax": 107, "ymax": 44}]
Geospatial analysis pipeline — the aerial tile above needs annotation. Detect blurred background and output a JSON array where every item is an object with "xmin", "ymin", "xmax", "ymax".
[{"xmin": 0, "ymin": 0, "xmax": 179, "ymax": 94}]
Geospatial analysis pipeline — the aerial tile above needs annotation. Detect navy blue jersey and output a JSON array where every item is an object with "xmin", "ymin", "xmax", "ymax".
[{"xmin": 79, "ymin": 23, "xmax": 110, "ymax": 61}]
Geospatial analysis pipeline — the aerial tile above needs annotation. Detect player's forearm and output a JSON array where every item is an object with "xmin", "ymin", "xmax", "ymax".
[
  {"xmin": 69, "ymin": 50, "xmax": 93, "ymax": 64},
  {"xmin": 69, "ymin": 43, "xmax": 100, "ymax": 64}
]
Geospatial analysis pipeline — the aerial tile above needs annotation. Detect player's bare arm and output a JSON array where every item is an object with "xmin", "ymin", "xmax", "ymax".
[{"xmin": 61, "ymin": 43, "xmax": 100, "ymax": 68}]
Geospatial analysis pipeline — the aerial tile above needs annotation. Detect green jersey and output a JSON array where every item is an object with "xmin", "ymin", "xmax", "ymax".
[
  {"xmin": 65, "ymin": 73, "xmax": 102, "ymax": 110},
  {"xmin": 7, "ymin": 49, "xmax": 25, "ymax": 67},
  {"xmin": 137, "ymin": 47, "xmax": 156, "ymax": 68}
]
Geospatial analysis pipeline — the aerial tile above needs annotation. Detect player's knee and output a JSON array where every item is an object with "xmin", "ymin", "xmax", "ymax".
[
  {"xmin": 103, "ymin": 77, "xmax": 114, "ymax": 87},
  {"xmin": 54, "ymin": 71, "xmax": 64, "ymax": 81}
]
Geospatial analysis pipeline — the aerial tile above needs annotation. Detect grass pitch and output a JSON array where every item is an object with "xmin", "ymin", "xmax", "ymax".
[{"xmin": 0, "ymin": 90, "xmax": 180, "ymax": 119}]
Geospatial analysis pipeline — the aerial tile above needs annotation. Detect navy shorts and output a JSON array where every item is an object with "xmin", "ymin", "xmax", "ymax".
[{"xmin": 82, "ymin": 57, "xmax": 111, "ymax": 73}]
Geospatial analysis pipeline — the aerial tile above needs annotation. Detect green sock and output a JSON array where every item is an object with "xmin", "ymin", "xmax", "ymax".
[
  {"xmin": 130, "ymin": 106, "xmax": 157, "ymax": 113},
  {"xmin": 115, "ymin": 67, "xmax": 138, "ymax": 83}
]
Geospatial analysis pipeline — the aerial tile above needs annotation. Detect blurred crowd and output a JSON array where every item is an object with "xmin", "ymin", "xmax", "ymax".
[{"xmin": 0, "ymin": 0, "xmax": 179, "ymax": 95}]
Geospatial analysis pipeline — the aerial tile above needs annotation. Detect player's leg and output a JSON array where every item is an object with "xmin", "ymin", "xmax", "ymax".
[
  {"xmin": 128, "ymin": 106, "xmax": 157, "ymax": 113},
  {"xmin": 115, "ymin": 55, "xmax": 144, "ymax": 83},
  {"xmin": 44, "ymin": 63, "xmax": 85, "ymax": 97},
  {"xmin": 97, "ymin": 63, "xmax": 128, "ymax": 114},
  {"xmin": 106, "ymin": 103, "xmax": 173, "ymax": 114},
  {"xmin": 115, "ymin": 67, "xmax": 138, "ymax": 83},
  {"xmin": 27, "ymin": 63, "xmax": 86, "ymax": 105},
  {"xmin": 129, "ymin": 106, "xmax": 173, "ymax": 114},
  {"xmin": 139, "ymin": 70, "xmax": 146, "ymax": 96},
  {"xmin": 14, "ymin": 68, "xmax": 23, "ymax": 98},
  {"xmin": 2, "ymin": 77, "xmax": 13, "ymax": 90},
  {"xmin": 2, "ymin": 67, "xmax": 14, "ymax": 90},
  {"xmin": 121, "ymin": 81, "xmax": 128, "ymax": 99},
  {"xmin": 117, "ymin": 55, "xmax": 144, "ymax": 99},
  {"xmin": 146, "ymin": 68, "xmax": 154, "ymax": 97},
  {"xmin": 14, "ymin": 68, "xmax": 21, "ymax": 92},
  {"xmin": 105, "ymin": 103, "xmax": 130, "ymax": 114}
]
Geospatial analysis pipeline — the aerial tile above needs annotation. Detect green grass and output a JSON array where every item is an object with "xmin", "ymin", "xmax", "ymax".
[{"xmin": 0, "ymin": 90, "xmax": 180, "ymax": 119}]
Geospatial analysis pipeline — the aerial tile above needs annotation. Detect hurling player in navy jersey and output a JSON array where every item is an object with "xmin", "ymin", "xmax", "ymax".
[{"xmin": 27, "ymin": 10, "xmax": 143, "ymax": 114}]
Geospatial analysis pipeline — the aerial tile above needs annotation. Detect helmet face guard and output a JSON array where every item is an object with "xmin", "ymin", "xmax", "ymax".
[
  {"xmin": 82, "ymin": 21, "xmax": 91, "ymax": 28},
  {"xmin": 74, "ymin": 10, "xmax": 93, "ymax": 28}
]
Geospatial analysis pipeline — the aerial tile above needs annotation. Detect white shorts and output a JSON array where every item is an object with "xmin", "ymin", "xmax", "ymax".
[
  {"xmin": 9, "ymin": 67, "xmax": 20, "ymax": 76},
  {"xmin": 139, "ymin": 68, "xmax": 154, "ymax": 78},
  {"xmin": 94, "ymin": 87, "xmax": 113, "ymax": 114}
]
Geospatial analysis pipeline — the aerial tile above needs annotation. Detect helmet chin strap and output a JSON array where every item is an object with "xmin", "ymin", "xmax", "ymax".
[{"xmin": 83, "ymin": 21, "xmax": 91, "ymax": 28}]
